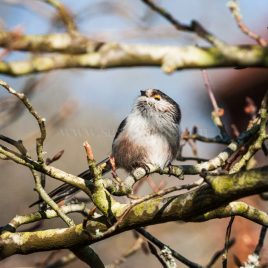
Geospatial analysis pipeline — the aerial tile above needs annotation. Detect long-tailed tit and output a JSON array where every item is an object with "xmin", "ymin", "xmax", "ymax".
[{"xmin": 30, "ymin": 89, "xmax": 181, "ymax": 206}]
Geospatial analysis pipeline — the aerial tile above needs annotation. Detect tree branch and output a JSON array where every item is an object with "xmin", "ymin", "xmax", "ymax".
[
  {"xmin": 0, "ymin": 80, "xmax": 46, "ymax": 163},
  {"xmin": 2, "ymin": 166, "xmax": 268, "ymax": 259},
  {"xmin": 141, "ymin": 0, "xmax": 225, "ymax": 47},
  {"xmin": 0, "ymin": 44, "xmax": 268, "ymax": 76},
  {"xmin": 137, "ymin": 227, "xmax": 201, "ymax": 268},
  {"xmin": 0, "ymin": 31, "xmax": 101, "ymax": 54},
  {"xmin": 43, "ymin": 0, "xmax": 78, "ymax": 35},
  {"xmin": 228, "ymin": 0, "xmax": 267, "ymax": 47}
]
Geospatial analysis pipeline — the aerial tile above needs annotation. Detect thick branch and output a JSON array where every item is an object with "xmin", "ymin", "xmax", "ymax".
[
  {"xmin": 1, "ymin": 44, "xmax": 268, "ymax": 76},
  {"xmin": 0, "ymin": 32, "xmax": 101, "ymax": 54},
  {"xmin": 1, "ymin": 166, "xmax": 268, "ymax": 258}
]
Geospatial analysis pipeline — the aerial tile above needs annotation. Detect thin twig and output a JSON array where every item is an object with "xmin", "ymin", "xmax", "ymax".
[
  {"xmin": 44, "ymin": 0, "xmax": 77, "ymax": 35},
  {"xmin": 228, "ymin": 0, "xmax": 267, "ymax": 47},
  {"xmin": 148, "ymin": 241, "xmax": 169, "ymax": 268},
  {"xmin": 254, "ymin": 226, "xmax": 267, "ymax": 255},
  {"xmin": 181, "ymin": 129, "xmax": 230, "ymax": 144},
  {"xmin": 31, "ymin": 170, "xmax": 75, "ymax": 227},
  {"xmin": 137, "ymin": 227, "xmax": 202, "ymax": 268},
  {"xmin": 0, "ymin": 76, "xmax": 44, "ymax": 130},
  {"xmin": 229, "ymin": 90, "xmax": 268, "ymax": 174},
  {"xmin": 206, "ymin": 238, "xmax": 235, "ymax": 268},
  {"xmin": 222, "ymin": 216, "xmax": 235, "ymax": 268},
  {"xmin": 141, "ymin": 0, "xmax": 225, "ymax": 46},
  {"xmin": 0, "ymin": 134, "xmax": 27, "ymax": 155},
  {"xmin": 0, "ymin": 80, "xmax": 46, "ymax": 164},
  {"xmin": 177, "ymin": 156, "xmax": 209, "ymax": 163},
  {"xmin": 202, "ymin": 70, "xmax": 229, "ymax": 139},
  {"xmin": 40, "ymin": 149, "xmax": 65, "ymax": 208}
]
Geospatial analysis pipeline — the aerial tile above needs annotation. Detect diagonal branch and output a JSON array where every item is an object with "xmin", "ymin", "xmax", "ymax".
[
  {"xmin": 31, "ymin": 170, "xmax": 75, "ymax": 227},
  {"xmin": 43, "ymin": 0, "xmax": 77, "ymax": 35},
  {"xmin": 141, "ymin": 0, "xmax": 225, "ymax": 47},
  {"xmin": 0, "ymin": 80, "xmax": 46, "ymax": 163},
  {"xmin": 229, "ymin": 90, "xmax": 268, "ymax": 173},
  {"xmin": 222, "ymin": 216, "xmax": 235, "ymax": 268},
  {"xmin": 228, "ymin": 0, "xmax": 267, "ymax": 47},
  {"xmin": 137, "ymin": 227, "xmax": 202, "ymax": 268},
  {"xmin": 202, "ymin": 70, "xmax": 229, "ymax": 140}
]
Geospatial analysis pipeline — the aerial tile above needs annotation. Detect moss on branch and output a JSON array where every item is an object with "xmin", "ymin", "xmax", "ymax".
[
  {"xmin": 1, "ymin": 166, "xmax": 268, "ymax": 259},
  {"xmin": 194, "ymin": 201, "xmax": 268, "ymax": 225}
]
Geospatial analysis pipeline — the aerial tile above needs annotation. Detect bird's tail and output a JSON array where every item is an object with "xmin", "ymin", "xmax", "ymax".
[{"xmin": 29, "ymin": 157, "xmax": 111, "ymax": 207}]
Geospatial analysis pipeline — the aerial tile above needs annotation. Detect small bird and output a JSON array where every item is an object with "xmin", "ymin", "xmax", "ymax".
[{"xmin": 30, "ymin": 89, "xmax": 181, "ymax": 207}]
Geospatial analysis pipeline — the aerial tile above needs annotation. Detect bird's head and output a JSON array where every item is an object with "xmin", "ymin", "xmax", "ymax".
[{"xmin": 134, "ymin": 89, "xmax": 181, "ymax": 123}]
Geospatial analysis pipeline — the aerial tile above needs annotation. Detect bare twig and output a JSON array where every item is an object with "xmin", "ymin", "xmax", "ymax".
[
  {"xmin": 229, "ymin": 91, "xmax": 268, "ymax": 174},
  {"xmin": 0, "ymin": 76, "xmax": 44, "ymax": 130},
  {"xmin": 202, "ymin": 70, "xmax": 229, "ymax": 140},
  {"xmin": 0, "ymin": 80, "xmax": 46, "ymax": 164},
  {"xmin": 238, "ymin": 227, "xmax": 267, "ymax": 268},
  {"xmin": 40, "ymin": 149, "xmax": 65, "ymax": 207},
  {"xmin": 44, "ymin": 0, "xmax": 77, "ymax": 35},
  {"xmin": 181, "ymin": 129, "xmax": 230, "ymax": 145},
  {"xmin": 228, "ymin": 0, "xmax": 267, "ymax": 47},
  {"xmin": 148, "ymin": 241, "xmax": 169, "ymax": 268},
  {"xmin": 31, "ymin": 170, "xmax": 75, "ymax": 227},
  {"xmin": 177, "ymin": 155, "xmax": 209, "ymax": 163},
  {"xmin": 141, "ymin": 0, "xmax": 225, "ymax": 47},
  {"xmin": 137, "ymin": 227, "xmax": 202, "ymax": 268},
  {"xmin": 222, "ymin": 216, "xmax": 235, "ymax": 268},
  {"xmin": 0, "ymin": 134, "xmax": 27, "ymax": 155},
  {"xmin": 206, "ymin": 238, "xmax": 235, "ymax": 268},
  {"xmin": 254, "ymin": 226, "xmax": 267, "ymax": 255},
  {"xmin": 230, "ymin": 124, "xmax": 240, "ymax": 138}
]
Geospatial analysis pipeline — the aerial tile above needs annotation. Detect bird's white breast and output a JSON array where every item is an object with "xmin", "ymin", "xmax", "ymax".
[{"xmin": 124, "ymin": 112, "xmax": 173, "ymax": 168}]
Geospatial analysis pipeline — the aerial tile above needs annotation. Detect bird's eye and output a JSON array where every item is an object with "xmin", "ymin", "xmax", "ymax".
[
  {"xmin": 153, "ymin": 95, "xmax": 161, "ymax": 101},
  {"xmin": 140, "ymin": 90, "xmax": 146, "ymax": 96}
]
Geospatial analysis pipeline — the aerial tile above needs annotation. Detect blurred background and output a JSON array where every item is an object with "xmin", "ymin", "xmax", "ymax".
[{"xmin": 0, "ymin": 0, "xmax": 268, "ymax": 267}]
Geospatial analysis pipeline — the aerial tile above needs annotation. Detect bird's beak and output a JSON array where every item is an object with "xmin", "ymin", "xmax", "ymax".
[{"xmin": 140, "ymin": 90, "xmax": 146, "ymax": 96}]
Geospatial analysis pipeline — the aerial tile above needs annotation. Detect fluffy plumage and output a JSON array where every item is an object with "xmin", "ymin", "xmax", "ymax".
[
  {"xmin": 30, "ymin": 89, "xmax": 181, "ymax": 207},
  {"xmin": 112, "ymin": 89, "xmax": 181, "ymax": 171}
]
